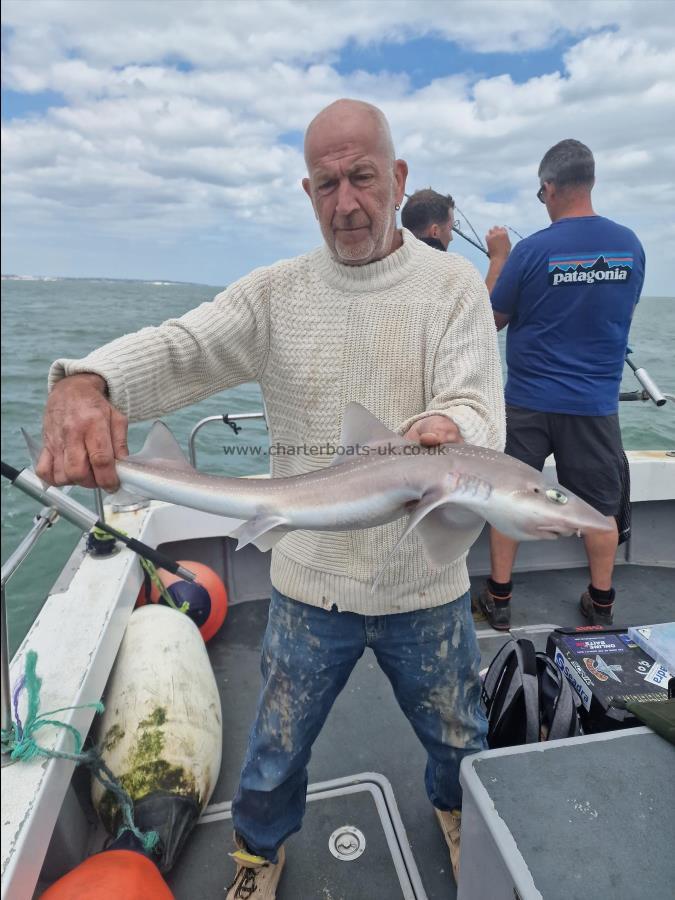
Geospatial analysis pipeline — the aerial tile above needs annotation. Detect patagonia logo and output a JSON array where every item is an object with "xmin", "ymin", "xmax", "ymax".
[{"xmin": 548, "ymin": 252, "xmax": 633, "ymax": 286}]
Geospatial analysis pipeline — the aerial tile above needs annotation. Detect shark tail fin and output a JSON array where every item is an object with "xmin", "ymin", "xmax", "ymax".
[
  {"xmin": 21, "ymin": 428, "xmax": 43, "ymax": 470},
  {"xmin": 20, "ymin": 429, "xmax": 54, "ymax": 490}
]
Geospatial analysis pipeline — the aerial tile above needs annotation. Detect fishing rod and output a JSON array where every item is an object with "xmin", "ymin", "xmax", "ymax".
[
  {"xmin": 454, "ymin": 204, "xmax": 487, "ymax": 253},
  {"xmin": 452, "ymin": 224, "xmax": 489, "ymax": 255},
  {"xmin": 1, "ymin": 461, "xmax": 196, "ymax": 581},
  {"xmin": 402, "ymin": 192, "xmax": 512, "ymax": 257}
]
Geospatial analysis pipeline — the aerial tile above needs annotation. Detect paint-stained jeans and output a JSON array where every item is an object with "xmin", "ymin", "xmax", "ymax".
[{"xmin": 231, "ymin": 588, "xmax": 487, "ymax": 861}]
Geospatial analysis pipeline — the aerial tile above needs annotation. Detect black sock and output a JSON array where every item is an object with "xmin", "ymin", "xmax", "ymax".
[
  {"xmin": 488, "ymin": 578, "xmax": 512, "ymax": 604},
  {"xmin": 589, "ymin": 584, "xmax": 615, "ymax": 610}
]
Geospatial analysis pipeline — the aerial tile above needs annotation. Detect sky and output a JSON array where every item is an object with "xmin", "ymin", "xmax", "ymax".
[{"xmin": 2, "ymin": 0, "xmax": 674, "ymax": 294}]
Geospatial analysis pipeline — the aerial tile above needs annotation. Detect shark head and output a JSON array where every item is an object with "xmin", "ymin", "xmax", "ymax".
[{"xmin": 480, "ymin": 458, "xmax": 615, "ymax": 542}]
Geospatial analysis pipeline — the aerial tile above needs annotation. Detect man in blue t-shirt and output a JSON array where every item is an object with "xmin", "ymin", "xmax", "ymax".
[{"xmin": 475, "ymin": 139, "xmax": 645, "ymax": 631}]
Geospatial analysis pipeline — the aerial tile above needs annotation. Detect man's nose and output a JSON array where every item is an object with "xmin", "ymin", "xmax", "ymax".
[{"xmin": 334, "ymin": 179, "xmax": 360, "ymax": 217}]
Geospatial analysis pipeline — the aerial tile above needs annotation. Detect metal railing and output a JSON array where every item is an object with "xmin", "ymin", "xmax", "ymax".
[
  {"xmin": 188, "ymin": 410, "xmax": 267, "ymax": 467},
  {"xmin": 1, "ymin": 495, "xmax": 69, "ymax": 763}
]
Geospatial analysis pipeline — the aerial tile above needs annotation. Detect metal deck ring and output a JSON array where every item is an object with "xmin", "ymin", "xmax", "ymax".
[{"xmin": 329, "ymin": 825, "xmax": 366, "ymax": 861}]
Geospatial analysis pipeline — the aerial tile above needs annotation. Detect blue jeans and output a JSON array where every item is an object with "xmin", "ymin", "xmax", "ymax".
[{"xmin": 231, "ymin": 588, "xmax": 487, "ymax": 861}]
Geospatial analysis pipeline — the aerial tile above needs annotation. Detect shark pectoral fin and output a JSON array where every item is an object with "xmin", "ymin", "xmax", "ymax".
[
  {"xmin": 371, "ymin": 489, "xmax": 450, "ymax": 592},
  {"xmin": 415, "ymin": 506, "xmax": 486, "ymax": 568},
  {"xmin": 338, "ymin": 402, "xmax": 411, "ymax": 456},
  {"xmin": 230, "ymin": 515, "xmax": 290, "ymax": 552},
  {"xmin": 126, "ymin": 421, "xmax": 195, "ymax": 472}
]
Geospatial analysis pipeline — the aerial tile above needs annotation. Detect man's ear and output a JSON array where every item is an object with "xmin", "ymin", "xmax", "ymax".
[
  {"xmin": 394, "ymin": 159, "xmax": 408, "ymax": 206},
  {"xmin": 429, "ymin": 223, "xmax": 440, "ymax": 239},
  {"xmin": 302, "ymin": 177, "xmax": 318, "ymax": 218}
]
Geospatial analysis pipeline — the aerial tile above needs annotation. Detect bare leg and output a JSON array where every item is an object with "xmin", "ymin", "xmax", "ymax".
[
  {"xmin": 489, "ymin": 528, "xmax": 520, "ymax": 582},
  {"xmin": 583, "ymin": 519, "xmax": 619, "ymax": 590}
]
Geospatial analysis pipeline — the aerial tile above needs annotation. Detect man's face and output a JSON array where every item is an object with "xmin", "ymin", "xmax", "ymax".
[{"xmin": 303, "ymin": 118, "xmax": 407, "ymax": 265}]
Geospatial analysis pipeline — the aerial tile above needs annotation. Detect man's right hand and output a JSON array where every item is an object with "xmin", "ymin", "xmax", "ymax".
[
  {"xmin": 485, "ymin": 226, "xmax": 511, "ymax": 260},
  {"xmin": 36, "ymin": 373, "xmax": 129, "ymax": 491}
]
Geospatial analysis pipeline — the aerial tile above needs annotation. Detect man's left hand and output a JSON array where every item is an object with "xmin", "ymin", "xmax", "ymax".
[{"xmin": 404, "ymin": 415, "xmax": 464, "ymax": 446}]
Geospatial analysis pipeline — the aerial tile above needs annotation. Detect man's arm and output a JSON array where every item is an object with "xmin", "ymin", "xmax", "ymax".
[
  {"xmin": 401, "ymin": 267, "xmax": 506, "ymax": 452},
  {"xmin": 489, "ymin": 239, "xmax": 524, "ymax": 332},
  {"xmin": 40, "ymin": 267, "xmax": 271, "ymax": 488},
  {"xmin": 484, "ymin": 226, "xmax": 512, "ymax": 295}
]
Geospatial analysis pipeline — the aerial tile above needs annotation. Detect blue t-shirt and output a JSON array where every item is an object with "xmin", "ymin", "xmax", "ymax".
[{"xmin": 491, "ymin": 216, "xmax": 645, "ymax": 415}]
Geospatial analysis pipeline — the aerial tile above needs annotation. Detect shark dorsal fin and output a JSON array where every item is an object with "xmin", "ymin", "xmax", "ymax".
[
  {"xmin": 126, "ymin": 421, "xmax": 194, "ymax": 472},
  {"xmin": 338, "ymin": 403, "xmax": 410, "ymax": 454}
]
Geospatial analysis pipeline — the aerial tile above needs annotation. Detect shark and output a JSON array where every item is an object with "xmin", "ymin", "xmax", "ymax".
[{"xmin": 25, "ymin": 403, "xmax": 613, "ymax": 588}]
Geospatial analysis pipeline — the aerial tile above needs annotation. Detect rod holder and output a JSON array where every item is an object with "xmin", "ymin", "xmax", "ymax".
[
  {"xmin": 624, "ymin": 355, "xmax": 667, "ymax": 407},
  {"xmin": 631, "ymin": 367, "xmax": 667, "ymax": 407}
]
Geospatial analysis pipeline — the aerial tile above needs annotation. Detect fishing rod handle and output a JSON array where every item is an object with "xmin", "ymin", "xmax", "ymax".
[
  {"xmin": 2, "ymin": 464, "xmax": 196, "ymax": 582},
  {"xmin": 632, "ymin": 367, "xmax": 667, "ymax": 407},
  {"xmin": 8, "ymin": 468, "xmax": 97, "ymax": 532}
]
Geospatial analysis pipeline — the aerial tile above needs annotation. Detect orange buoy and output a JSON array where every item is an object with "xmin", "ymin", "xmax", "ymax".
[
  {"xmin": 41, "ymin": 850, "xmax": 174, "ymax": 899},
  {"xmin": 136, "ymin": 559, "xmax": 228, "ymax": 642}
]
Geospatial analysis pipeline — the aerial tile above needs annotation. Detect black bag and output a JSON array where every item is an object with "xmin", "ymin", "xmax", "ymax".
[{"xmin": 482, "ymin": 638, "xmax": 582, "ymax": 748}]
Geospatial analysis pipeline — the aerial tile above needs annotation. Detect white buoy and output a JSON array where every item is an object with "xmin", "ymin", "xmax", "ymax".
[{"xmin": 92, "ymin": 604, "xmax": 223, "ymax": 871}]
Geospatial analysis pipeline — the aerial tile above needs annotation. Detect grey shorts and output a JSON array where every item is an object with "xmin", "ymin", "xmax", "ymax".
[{"xmin": 504, "ymin": 405, "xmax": 624, "ymax": 517}]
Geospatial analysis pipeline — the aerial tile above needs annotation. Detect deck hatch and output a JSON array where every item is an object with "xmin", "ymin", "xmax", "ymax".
[{"xmin": 167, "ymin": 773, "xmax": 427, "ymax": 899}]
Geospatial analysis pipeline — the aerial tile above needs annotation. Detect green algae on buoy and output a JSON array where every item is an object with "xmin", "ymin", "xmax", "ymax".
[{"xmin": 92, "ymin": 605, "xmax": 223, "ymax": 872}]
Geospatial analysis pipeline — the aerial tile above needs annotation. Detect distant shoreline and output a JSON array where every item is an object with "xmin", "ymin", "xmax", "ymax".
[
  {"xmin": 1, "ymin": 274, "xmax": 222, "ymax": 288},
  {"xmin": 1, "ymin": 274, "xmax": 671, "ymax": 301},
  {"xmin": 3, "ymin": 274, "xmax": 187, "ymax": 285}
]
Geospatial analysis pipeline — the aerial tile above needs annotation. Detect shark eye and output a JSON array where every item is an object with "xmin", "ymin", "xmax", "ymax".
[{"xmin": 546, "ymin": 488, "xmax": 568, "ymax": 505}]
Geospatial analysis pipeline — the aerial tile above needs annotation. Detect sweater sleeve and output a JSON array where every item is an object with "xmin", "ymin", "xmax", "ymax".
[
  {"xmin": 398, "ymin": 268, "xmax": 506, "ymax": 451},
  {"xmin": 48, "ymin": 267, "xmax": 271, "ymax": 422}
]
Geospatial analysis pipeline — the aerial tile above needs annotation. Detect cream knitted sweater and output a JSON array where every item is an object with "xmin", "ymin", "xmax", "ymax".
[{"xmin": 50, "ymin": 229, "xmax": 505, "ymax": 615}]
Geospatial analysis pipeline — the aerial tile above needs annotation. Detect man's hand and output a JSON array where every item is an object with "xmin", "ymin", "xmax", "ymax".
[
  {"xmin": 485, "ymin": 226, "xmax": 511, "ymax": 260},
  {"xmin": 404, "ymin": 415, "xmax": 464, "ymax": 446},
  {"xmin": 485, "ymin": 226, "xmax": 512, "ymax": 295},
  {"xmin": 36, "ymin": 373, "xmax": 129, "ymax": 491}
]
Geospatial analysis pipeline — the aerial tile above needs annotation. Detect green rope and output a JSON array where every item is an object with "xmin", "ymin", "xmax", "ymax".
[
  {"xmin": 1, "ymin": 650, "xmax": 160, "ymax": 854},
  {"xmin": 90, "ymin": 524, "xmax": 188, "ymax": 614},
  {"xmin": 139, "ymin": 556, "xmax": 189, "ymax": 614}
]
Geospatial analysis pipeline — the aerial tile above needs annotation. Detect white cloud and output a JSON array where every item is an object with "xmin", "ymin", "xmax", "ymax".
[{"xmin": 1, "ymin": 0, "xmax": 674, "ymax": 292}]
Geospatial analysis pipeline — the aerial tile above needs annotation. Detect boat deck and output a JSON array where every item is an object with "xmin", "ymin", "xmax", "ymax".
[{"xmin": 166, "ymin": 563, "xmax": 674, "ymax": 899}]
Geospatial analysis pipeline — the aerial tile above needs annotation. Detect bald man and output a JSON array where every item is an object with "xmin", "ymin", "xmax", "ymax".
[{"xmin": 40, "ymin": 99, "xmax": 505, "ymax": 897}]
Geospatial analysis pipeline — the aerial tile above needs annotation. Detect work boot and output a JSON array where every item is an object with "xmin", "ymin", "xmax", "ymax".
[
  {"xmin": 579, "ymin": 590, "xmax": 614, "ymax": 627},
  {"xmin": 474, "ymin": 585, "xmax": 511, "ymax": 631},
  {"xmin": 225, "ymin": 835, "xmax": 285, "ymax": 899},
  {"xmin": 435, "ymin": 807, "xmax": 462, "ymax": 883}
]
